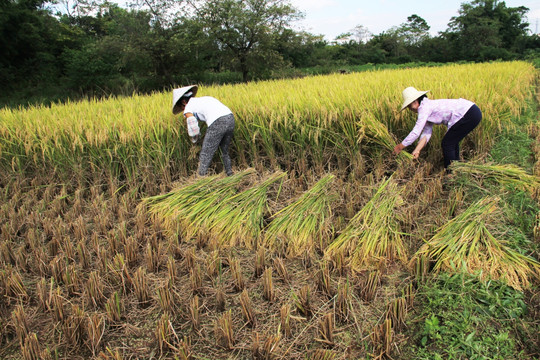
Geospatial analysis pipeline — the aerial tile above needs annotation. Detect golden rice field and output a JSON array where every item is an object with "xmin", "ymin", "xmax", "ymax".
[
  {"xmin": 0, "ymin": 61, "xmax": 539, "ymax": 359},
  {"xmin": 0, "ymin": 61, "xmax": 534, "ymax": 180}
]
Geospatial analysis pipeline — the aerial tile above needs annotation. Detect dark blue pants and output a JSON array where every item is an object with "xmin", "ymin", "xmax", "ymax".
[{"xmin": 441, "ymin": 104, "xmax": 482, "ymax": 168}]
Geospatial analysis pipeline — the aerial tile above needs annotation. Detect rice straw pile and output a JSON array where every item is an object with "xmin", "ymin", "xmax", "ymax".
[
  {"xmin": 325, "ymin": 177, "xmax": 407, "ymax": 271},
  {"xmin": 450, "ymin": 161, "xmax": 539, "ymax": 194},
  {"xmin": 207, "ymin": 171, "xmax": 287, "ymax": 249},
  {"xmin": 143, "ymin": 169, "xmax": 256, "ymax": 238},
  {"xmin": 411, "ymin": 197, "xmax": 540, "ymax": 290},
  {"xmin": 264, "ymin": 174, "xmax": 336, "ymax": 257}
]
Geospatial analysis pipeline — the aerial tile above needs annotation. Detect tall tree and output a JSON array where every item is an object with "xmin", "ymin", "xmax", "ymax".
[
  {"xmin": 186, "ymin": 0, "xmax": 302, "ymax": 82},
  {"xmin": 445, "ymin": 0, "xmax": 529, "ymax": 60},
  {"xmin": 399, "ymin": 14, "xmax": 430, "ymax": 46},
  {"xmin": 0, "ymin": 0, "xmax": 67, "ymax": 95}
]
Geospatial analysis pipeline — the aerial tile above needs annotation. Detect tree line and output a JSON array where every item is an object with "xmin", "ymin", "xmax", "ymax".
[{"xmin": 1, "ymin": 0, "xmax": 538, "ymax": 107}]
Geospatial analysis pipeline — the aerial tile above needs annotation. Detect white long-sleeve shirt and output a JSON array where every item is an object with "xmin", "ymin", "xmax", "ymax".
[{"xmin": 183, "ymin": 96, "xmax": 233, "ymax": 128}]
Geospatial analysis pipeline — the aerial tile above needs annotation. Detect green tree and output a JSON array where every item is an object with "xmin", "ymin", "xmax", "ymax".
[
  {"xmin": 399, "ymin": 14, "xmax": 430, "ymax": 46},
  {"xmin": 369, "ymin": 27, "xmax": 409, "ymax": 63},
  {"xmin": 0, "ymin": 0, "xmax": 64, "ymax": 95},
  {"xmin": 445, "ymin": 0, "xmax": 529, "ymax": 60},
  {"xmin": 186, "ymin": 0, "xmax": 302, "ymax": 82}
]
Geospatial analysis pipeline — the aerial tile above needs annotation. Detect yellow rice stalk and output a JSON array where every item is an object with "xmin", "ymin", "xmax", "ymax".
[
  {"xmin": 143, "ymin": 168, "xmax": 256, "ymax": 239},
  {"xmin": 450, "ymin": 161, "xmax": 540, "ymax": 194},
  {"xmin": 264, "ymin": 174, "xmax": 336, "ymax": 257},
  {"xmin": 325, "ymin": 177, "xmax": 407, "ymax": 271},
  {"xmin": 1, "ymin": 62, "xmax": 533, "ymax": 178},
  {"xmin": 411, "ymin": 197, "xmax": 540, "ymax": 290},
  {"xmin": 371, "ymin": 318, "xmax": 393, "ymax": 358},
  {"xmin": 206, "ymin": 171, "xmax": 287, "ymax": 249},
  {"xmin": 280, "ymin": 304, "xmax": 292, "ymax": 338},
  {"xmin": 361, "ymin": 113, "xmax": 413, "ymax": 161}
]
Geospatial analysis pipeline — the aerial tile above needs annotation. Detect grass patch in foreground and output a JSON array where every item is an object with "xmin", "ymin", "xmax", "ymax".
[{"xmin": 403, "ymin": 273, "xmax": 533, "ymax": 360}]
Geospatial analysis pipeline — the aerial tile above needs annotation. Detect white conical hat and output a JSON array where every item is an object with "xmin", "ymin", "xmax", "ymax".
[
  {"xmin": 400, "ymin": 86, "xmax": 429, "ymax": 111},
  {"xmin": 172, "ymin": 85, "xmax": 198, "ymax": 114}
]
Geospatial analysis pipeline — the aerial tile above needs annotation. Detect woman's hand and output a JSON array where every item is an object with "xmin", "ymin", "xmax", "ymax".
[
  {"xmin": 412, "ymin": 137, "xmax": 427, "ymax": 159},
  {"xmin": 393, "ymin": 143, "xmax": 405, "ymax": 155}
]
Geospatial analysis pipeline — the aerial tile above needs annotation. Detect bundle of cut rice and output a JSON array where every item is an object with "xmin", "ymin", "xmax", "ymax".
[
  {"xmin": 325, "ymin": 177, "xmax": 407, "ymax": 271},
  {"xmin": 450, "ymin": 161, "xmax": 539, "ymax": 194},
  {"xmin": 143, "ymin": 169, "xmax": 256, "ymax": 238},
  {"xmin": 207, "ymin": 171, "xmax": 287, "ymax": 248},
  {"xmin": 264, "ymin": 174, "xmax": 336, "ymax": 257},
  {"xmin": 411, "ymin": 196, "xmax": 540, "ymax": 290}
]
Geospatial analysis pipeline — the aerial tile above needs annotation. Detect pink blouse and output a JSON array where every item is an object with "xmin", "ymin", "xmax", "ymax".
[{"xmin": 402, "ymin": 98, "xmax": 475, "ymax": 146}]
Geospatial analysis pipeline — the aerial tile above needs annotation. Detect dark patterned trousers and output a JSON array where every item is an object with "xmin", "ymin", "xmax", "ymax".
[{"xmin": 198, "ymin": 114, "xmax": 235, "ymax": 176}]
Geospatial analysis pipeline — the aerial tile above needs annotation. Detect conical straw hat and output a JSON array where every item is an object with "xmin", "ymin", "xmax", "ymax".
[
  {"xmin": 400, "ymin": 86, "xmax": 429, "ymax": 111},
  {"xmin": 172, "ymin": 85, "xmax": 198, "ymax": 114}
]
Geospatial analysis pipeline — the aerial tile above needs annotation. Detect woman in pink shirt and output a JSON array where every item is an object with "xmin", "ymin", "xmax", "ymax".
[{"xmin": 393, "ymin": 87, "xmax": 482, "ymax": 169}]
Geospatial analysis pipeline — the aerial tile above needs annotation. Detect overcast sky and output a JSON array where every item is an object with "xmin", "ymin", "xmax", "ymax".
[{"xmin": 288, "ymin": 0, "xmax": 540, "ymax": 40}]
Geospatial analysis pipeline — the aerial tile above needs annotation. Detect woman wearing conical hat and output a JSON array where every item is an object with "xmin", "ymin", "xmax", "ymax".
[
  {"xmin": 172, "ymin": 85, "xmax": 235, "ymax": 176},
  {"xmin": 393, "ymin": 87, "xmax": 482, "ymax": 169}
]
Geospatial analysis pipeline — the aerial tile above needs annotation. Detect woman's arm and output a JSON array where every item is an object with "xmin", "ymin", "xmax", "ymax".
[{"xmin": 412, "ymin": 136, "xmax": 428, "ymax": 159}]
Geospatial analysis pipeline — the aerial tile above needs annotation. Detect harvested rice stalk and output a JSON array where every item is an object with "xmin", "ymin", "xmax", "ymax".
[
  {"xmin": 215, "ymin": 286, "xmax": 226, "ymax": 312},
  {"xmin": 335, "ymin": 280, "xmax": 350, "ymax": 321},
  {"xmin": 385, "ymin": 297, "xmax": 407, "ymax": 331},
  {"xmin": 264, "ymin": 174, "xmax": 336, "ymax": 256},
  {"xmin": 254, "ymin": 247, "xmax": 266, "ymax": 278},
  {"xmin": 273, "ymin": 257, "xmax": 290, "ymax": 284},
  {"xmin": 371, "ymin": 318, "xmax": 393, "ymax": 358},
  {"xmin": 450, "ymin": 161, "xmax": 540, "ymax": 194},
  {"xmin": 253, "ymin": 332, "xmax": 281, "ymax": 359},
  {"xmin": 207, "ymin": 171, "xmax": 287, "ymax": 248},
  {"xmin": 230, "ymin": 258, "xmax": 245, "ymax": 292},
  {"xmin": 176, "ymin": 336, "xmax": 192, "ymax": 360},
  {"xmin": 144, "ymin": 169, "xmax": 256, "ymax": 238},
  {"xmin": 411, "ymin": 197, "xmax": 540, "ymax": 290},
  {"xmin": 280, "ymin": 304, "xmax": 292, "ymax": 338},
  {"xmin": 325, "ymin": 177, "xmax": 407, "ymax": 271},
  {"xmin": 155, "ymin": 313, "xmax": 175, "ymax": 356},
  {"xmin": 214, "ymin": 310, "xmax": 234, "ymax": 350},
  {"xmin": 293, "ymin": 285, "xmax": 312, "ymax": 318},
  {"xmin": 239, "ymin": 289, "xmax": 256, "ymax": 327},
  {"xmin": 362, "ymin": 114, "xmax": 413, "ymax": 161},
  {"xmin": 21, "ymin": 332, "xmax": 41, "ymax": 360},
  {"xmin": 262, "ymin": 267, "xmax": 274, "ymax": 302},
  {"xmin": 310, "ymin": 349, "xmax": 337, "ymax": 360},
  {"xmin": 86, "ymin": 313, "xmax": 105, "ymax": 356},
  {"xmin": 315, "ymin": 313, "xmax": 335, "ymax": 347},
  {"xmin": 359, "ymin": 271, "xmax": 381, "ymax": 302},
  {"xmin": 189, "ymin": 296, "xmax": 200, "ymax": 331}
]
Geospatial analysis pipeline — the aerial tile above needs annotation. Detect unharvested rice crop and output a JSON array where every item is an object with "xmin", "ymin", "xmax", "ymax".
[{"xmin": 0, "ymin": 61, "xmax": 535, "ymax": 180}]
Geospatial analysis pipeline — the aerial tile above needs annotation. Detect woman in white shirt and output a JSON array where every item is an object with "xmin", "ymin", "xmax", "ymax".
[{"xmin": 173, "ymin": 85, "xmax": 235, "ymax": 176}]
